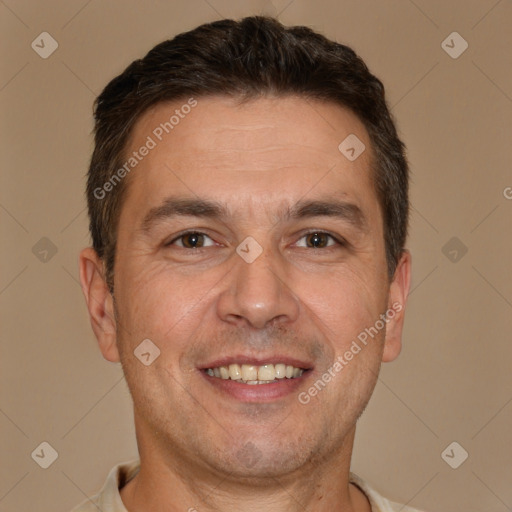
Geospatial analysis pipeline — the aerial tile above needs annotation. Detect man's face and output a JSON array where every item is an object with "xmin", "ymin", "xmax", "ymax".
[{"xmin": 84, "ymin": 95, "xmax": 409, "ymax": 480}]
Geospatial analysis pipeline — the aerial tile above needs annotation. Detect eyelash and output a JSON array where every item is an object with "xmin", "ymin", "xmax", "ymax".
[{"xmin": 165, "ymin": 230, "xmax": 346, "ymax": 251}]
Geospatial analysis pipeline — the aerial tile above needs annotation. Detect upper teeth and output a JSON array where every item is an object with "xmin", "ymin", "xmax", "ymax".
[{"xmin": 206, "ymin": 363, "xmax": 304, "ymax": 383}]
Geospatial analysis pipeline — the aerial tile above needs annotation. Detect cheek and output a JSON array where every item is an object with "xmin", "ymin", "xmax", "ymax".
[
  {"xmin": 298, "ymin": 266, "xmax": 385, "ymax": 345},
  {"xmin": 116, "ymin": 259, "xmax": 220, "ymax": 344}
]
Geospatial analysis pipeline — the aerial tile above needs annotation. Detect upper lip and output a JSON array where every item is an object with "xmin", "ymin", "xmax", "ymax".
[{"xmin": 199, "ymin": 355, "xmax": 313, "ymax": 370}]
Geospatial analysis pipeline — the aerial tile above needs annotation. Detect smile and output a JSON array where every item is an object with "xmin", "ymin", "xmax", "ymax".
[{"xmin": 204, "ymin": 363, "xmax": 304, "ymax": 384}]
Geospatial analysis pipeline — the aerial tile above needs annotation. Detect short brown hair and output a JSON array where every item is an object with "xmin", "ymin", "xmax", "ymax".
[{"xmin": 87, "ymin": 15, "xmax": 409, "ymax": 291}]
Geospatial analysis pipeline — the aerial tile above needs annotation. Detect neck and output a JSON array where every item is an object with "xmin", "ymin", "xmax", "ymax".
[{"xmin": 120, "ymin": 420, "xmax": 371, "ymax": 512}]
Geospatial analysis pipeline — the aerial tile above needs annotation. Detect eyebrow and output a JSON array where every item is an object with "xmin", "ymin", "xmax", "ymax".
[{"xmin": 140, "ymin": 196, "xmax": 367, "ymax": 233}]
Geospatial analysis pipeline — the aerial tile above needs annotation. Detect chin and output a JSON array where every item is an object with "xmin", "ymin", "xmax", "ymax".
[{"xmin": 207, "ymin": 438, "xmax": 317, "ymax": 481}]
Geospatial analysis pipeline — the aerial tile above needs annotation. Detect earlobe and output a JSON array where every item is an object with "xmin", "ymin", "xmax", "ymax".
[
  {"xmin": 382, "ymin": 250, "xmax": 412, "ymax": 363},
  {"xmin": 78, "ymin": 247, "xmax": 120, "ymax": 363}
]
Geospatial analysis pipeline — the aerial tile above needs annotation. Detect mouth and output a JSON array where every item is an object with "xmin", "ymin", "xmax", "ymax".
[
  {"xmin": 199, "ymin": 358, "xmax": 312, "ymax": 402},
  {"xmin": 204, "ymin": 362, "xmax": 305, "ymax": 384}
]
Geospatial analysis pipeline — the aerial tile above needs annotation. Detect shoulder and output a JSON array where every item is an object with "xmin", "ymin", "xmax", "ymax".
[
  {"xmin": 349, "ymin": 472, "xmax": 427, "ymax": 512},
  {"xmin": 69, "ymin": 459, "xmax": 141, "ymax": 512}
]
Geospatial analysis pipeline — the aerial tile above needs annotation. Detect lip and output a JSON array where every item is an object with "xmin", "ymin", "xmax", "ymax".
[
  {"xmin": 200, "ymin": 368, "xmax": 312, "ymax": 402},
  {"xmin": 198, "ymin": 355, "xmax": 313, "ymax": 370}
]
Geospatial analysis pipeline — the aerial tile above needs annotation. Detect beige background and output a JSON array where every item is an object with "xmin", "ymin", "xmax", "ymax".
[{"xmin": 1, "ymin": 1, "xmax": 511, "ymax": 511}]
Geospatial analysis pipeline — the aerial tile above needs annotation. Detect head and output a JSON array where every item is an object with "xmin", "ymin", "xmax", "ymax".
[{"xmin": 80, "ymin": 16, "xmax": 411, "ymax": 484}]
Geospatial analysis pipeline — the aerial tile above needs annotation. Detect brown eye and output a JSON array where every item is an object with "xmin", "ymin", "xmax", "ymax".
[
  {"xmin": 294, "ymin": 231, "xmax": 346, "ymax": 250},
  {"xmin": 182, "ymin": 233, "xmax": 204, "ymax": 248},
  {"xmin": 305, "ymin": 232, "xmax": 331, "ymax": 248},
  {"xmin": 168, "ymin": 232, "xmax": 215, "ymax": 249}
]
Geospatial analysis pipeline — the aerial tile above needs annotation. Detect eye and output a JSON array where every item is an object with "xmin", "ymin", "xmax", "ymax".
[
  {"xmin": 165, "ymin": 230, "xmax": 344, "ymax": 251},
  {"xmin": 295, "ymin": 231, "xmax": 343, "ymax": 249},
  {"xmin": 167, "ymin": 231, "xmax": 216, "ymax": 249}
]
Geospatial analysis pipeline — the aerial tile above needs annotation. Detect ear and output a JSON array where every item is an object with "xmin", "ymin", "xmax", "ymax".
[
  {"xmin": 78, "ymin": 247, "xmax": 120, "ymax": 363},
  {"xmin": 382, "ymin": 250, "xmax": 412, "ymax": 363}
]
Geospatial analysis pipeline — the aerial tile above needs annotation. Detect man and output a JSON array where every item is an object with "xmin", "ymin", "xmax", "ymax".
[{"xmin": 74, "ymin": 15, "xmax": 420, "ymax": 512}]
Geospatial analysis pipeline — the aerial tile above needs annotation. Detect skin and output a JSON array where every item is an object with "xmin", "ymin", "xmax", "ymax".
[{"xmin": 79, "ymin": 95, "xmax": 411, "ymax": 512}]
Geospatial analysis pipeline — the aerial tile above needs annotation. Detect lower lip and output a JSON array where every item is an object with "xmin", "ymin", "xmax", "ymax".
[{"xmin": 200, "ymin": 370, "xmax": 311, "ymax": 402}]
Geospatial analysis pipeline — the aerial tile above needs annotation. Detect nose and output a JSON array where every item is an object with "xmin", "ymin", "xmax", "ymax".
[{"xmin": 216, "ymin": 243, "xmax": 300, "ymax": 330}]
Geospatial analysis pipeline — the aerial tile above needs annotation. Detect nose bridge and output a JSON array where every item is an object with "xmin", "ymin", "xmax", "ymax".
[{"xmin": 216, "ymin": 240, "xmax": 300, "ymax": 330}]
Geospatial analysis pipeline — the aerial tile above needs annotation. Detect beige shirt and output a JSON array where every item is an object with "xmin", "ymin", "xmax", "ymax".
[{"xmin": 71, "ymin": 459, "xmax": 425, "ymax": 512}]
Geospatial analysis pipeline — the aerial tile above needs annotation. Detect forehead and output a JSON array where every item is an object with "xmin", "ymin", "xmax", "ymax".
[{"xmin": 119, "ymin": 95, "xmax": 379, "ymax": 224}]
